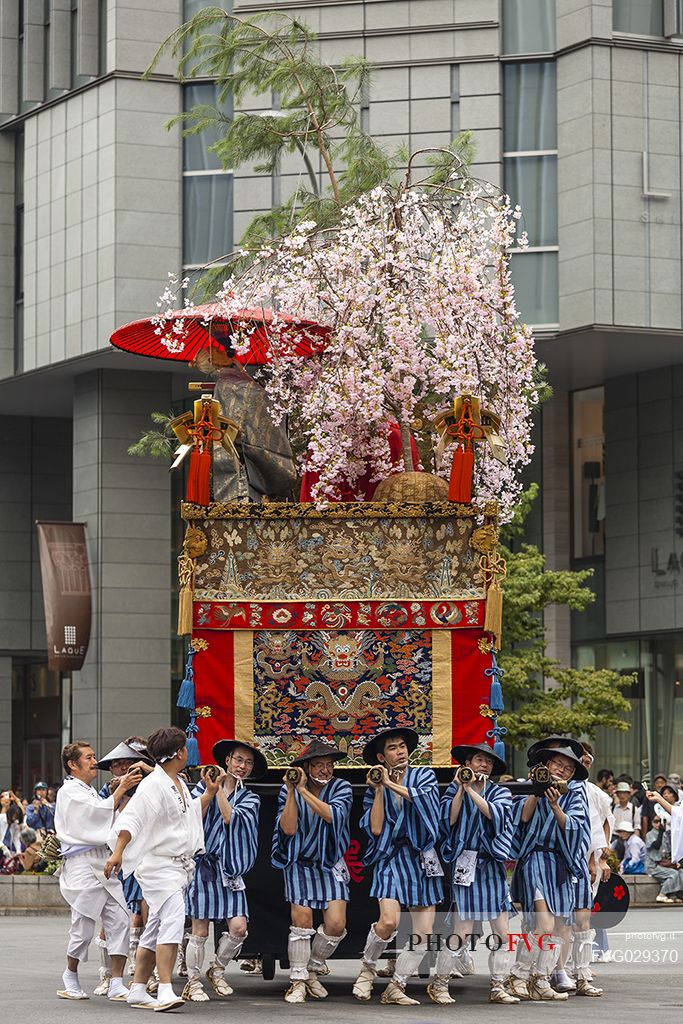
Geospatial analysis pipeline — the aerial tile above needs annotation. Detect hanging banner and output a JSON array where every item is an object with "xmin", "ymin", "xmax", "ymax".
[{"xmin": 36, "ymin": 521, "xmax": 92, "ymax": 671}]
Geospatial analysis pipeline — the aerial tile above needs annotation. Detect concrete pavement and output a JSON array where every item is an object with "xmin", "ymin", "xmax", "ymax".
[{"xmin": 2, "ymin": 910, "xmax": 682, "ymax": 1021}]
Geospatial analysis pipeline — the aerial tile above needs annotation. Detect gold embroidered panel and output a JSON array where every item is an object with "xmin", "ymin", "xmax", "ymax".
[{"xmin": 188, "ymin": 505, "xmax": 485, "ymax": 601}]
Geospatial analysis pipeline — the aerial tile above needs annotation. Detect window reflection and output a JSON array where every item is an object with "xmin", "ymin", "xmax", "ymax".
[
  {"xmin": 613, "ymin": 0, "xmax": 664, "ymax": 35},
  {"xmin": 502, "ymin": 0, "xmax": 556, "ymax": 54}
]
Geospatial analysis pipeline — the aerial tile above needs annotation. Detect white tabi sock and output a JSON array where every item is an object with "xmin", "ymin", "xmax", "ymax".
[
  {"xmin": 157, "ymin": 982, "xmax": 178, "ymax": 1004},
  {"xmin": 186, "ymin": 935, "xmax": 207, "ymax": 979},
  {"xmin": 62, "ymin": 969, "xmax": 81, "ymax": 994},
  {"xmin": 127, "ymin": 981, "xmax": 156, "ymax": 1006},
  {"xmin": 288, "ymin": 926, "xmax": 315, "ymax": 981},
  {"xmin": 108, "ymin": 977, "xmax": 128, "ymax": 997}
]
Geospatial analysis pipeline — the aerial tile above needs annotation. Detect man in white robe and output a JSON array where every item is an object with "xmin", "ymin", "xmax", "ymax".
[
  {"xmin": 55, "ymin": 739, "xmax": 141, "ymax": 1000},
  {"xmin": 105, "ymin": 726, "xmax": 220, "ymax": 1011}
]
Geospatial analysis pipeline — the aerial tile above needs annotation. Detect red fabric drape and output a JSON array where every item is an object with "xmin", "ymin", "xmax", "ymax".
[
  {"xmin": 190, "ymin": 625, "xmax": 493, "ymax": 763},
  {"xmin": 450, "ymin": 628, "xmax": 492, "ymax": 746},
  {"xmin": 299, "ymin": 422, "xmax": 422, "ymax": 502}
]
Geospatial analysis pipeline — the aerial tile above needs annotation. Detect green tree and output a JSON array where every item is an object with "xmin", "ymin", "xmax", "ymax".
[
  {"xmin": 498, "ymin": 484, "xmax": 633, "ymax": 745},
  {"xmin": 146, "ymin": 7, "xmax": 474, "ymax": 292}
]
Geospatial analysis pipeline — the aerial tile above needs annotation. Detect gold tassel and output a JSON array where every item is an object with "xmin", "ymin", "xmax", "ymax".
[
  {"xmin": 484, "ymin": 583, "xmax": 503, "ymax": 650},
  {"xmin": 177, "ymin": 554, "xmax": 194, "ymax": 636}
]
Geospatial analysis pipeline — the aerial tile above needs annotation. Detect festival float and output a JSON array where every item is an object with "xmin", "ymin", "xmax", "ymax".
[{"xmin": 110, "ymin": 167, "xmax": 537, "ymax": 973}]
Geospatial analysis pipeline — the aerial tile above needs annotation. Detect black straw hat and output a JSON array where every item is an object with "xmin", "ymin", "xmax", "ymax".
[
  {"xmin": 212, "ymin": 738, "xmax": 268, "ymax": 781},
  {"xmin": 451, "ymin": 742, "xmax": 506, "ymax": 777},
  {"xmin": 291, "ymin": 738, "xmax": 346, "ymax": 767},
  {"xmin": 363, "ymin": 727, "xmax": 419, "ymax": 765},
  {"xmin": 526, "ymin": 735, "xmax": 584, "ymax": 763},
  {"xmin": 527, "ymin": 744, "xmax": 588, "ymax": 781}
]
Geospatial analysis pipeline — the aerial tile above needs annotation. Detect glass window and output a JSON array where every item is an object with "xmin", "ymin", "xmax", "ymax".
[
  {"xmin": 575, "ymin": 641, "xmax": 645, "ymax": 779},
  {"xmin": 510, "ymin": 251, "xmax": 558, "ymax": 325},
  {"xmin": 183, "ymin": 83, "xmax": 232, "ymax": 171},
  {"xmin": 504, "ymin": 155, "xmax": 557, "ymax": 246},
  {"xmin": 572, "ymin": 387, "xmax": 605, "ymax": 558},
  {"xmin": 504, "ymin": 62, "xmax": 557, "ymax": 152},
  {"xmin": 502, "ymin": 0, "xmax": 556, "ymax": 54},
  {"xmin": 613, "ymin": 0, "xmax": 664, "ymax": 35},
  {"xmin": 183, "ymin": 173, "xmax": 233, "ymax": 266},
  {"xmin": 185, "ymin": 0, "xmax": 232, "ymax": 17}
]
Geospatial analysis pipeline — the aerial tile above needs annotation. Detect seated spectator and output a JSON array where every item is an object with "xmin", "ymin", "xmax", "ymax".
[
  {"xmin": 19, "ymin": 827, "xmax": 48, "ymax": 873},
  {"xmin": 615, "ymin": 823, "xmax": 645, "ymax": 873},
  {"xmin": 25, "ymin": 781, "xmax": 55, "ymax": 833},
  {"xmin": 645, "ymin": 813, "xmax": 683, "ymax": 904},
  {"xmin": 612, "ymin": 781, "xmax": 642, "ymax": 833}
]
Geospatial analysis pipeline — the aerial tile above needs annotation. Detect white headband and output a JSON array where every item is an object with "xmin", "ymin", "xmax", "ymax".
[{"xmin": 158, "ymin": 749, "xmax": 183, "ymax": 764}]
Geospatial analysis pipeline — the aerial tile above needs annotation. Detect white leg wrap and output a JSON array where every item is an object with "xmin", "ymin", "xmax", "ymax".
[
  {"xmin": 308, "ymin": 926, "xmax": 346, "ymax": 971},
  {"xmin": 488, "ymin": 948, "xmax": 513, "ymax": 981},
  {"xmin": 394, "ymin": 942, "xmax": 427, "ymax": 988},
  {"xmin": 216, "ymin": 930, "xmax": 246, "ymax": 968},
  {"xmin": 185, "ymin": 935, "xmax": 207, "ymax": 979},
  {"xmin": 435, "ymin": 947, "xmax": 457, "ymax": 979},
  {"xmin": 572, "ymin": 930, "xmax": 595, "ymax": 980},
  {"xmin": 534, "ymin": 934, "xmax": 562, "ymax": 979},
  {"xmin": 97, "ymin": 936, "xmax": 112, "ymax": 973},
  {"xmin": 288, "ymin": 926, "xmax": 315, "ymax": 981},
  {"xmin": 129, "ymin": 927, "xmax": 141, "ymax": 953},
  {"xmin": 362, "ymin": 924, "xmax": 396, "ymax": 968},
  {"xmin": 510, "ymin": 934, "xmax": 536, "ymax": 980}
]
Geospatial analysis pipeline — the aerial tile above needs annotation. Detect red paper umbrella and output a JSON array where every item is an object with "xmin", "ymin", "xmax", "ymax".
[{"xmin": 110, "ymin": 302, "xmax": 330, "ymax": 365}]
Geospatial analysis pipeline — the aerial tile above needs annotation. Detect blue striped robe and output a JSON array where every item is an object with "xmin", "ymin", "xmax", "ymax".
[
  {"xmin": 186, "ymin": 781, "xmax": 260, "ymax": 921},
  {"xmin": 271, "ymin": 777, "xmax": 352, "ymax": 909},
  {"xmin": 361, "ymin": 767, "xmax": 444, "ymax": 908},
  {"xmin": 440, "ymin": 780, "xmax": 515, "ymax": 921},
  {"xmin": 510, "ymin": 782, "xmax": 589, "ymax": 919},
  {"xmin": 573, "ymin": 782, "xmax": 593, "ymax": 908},
  {"xmin": 99, "ymin": 782, "xmax": 142, "ymax": 912}
]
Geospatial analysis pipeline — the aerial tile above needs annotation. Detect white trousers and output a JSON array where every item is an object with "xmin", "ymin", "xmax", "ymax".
[
  {"xmin": 67, "ymin": 895, "xmax": 130, "ymax": 962},
  {"xmin": 139, "ymin": 890, "xmax": 186, "ymax": 950}
]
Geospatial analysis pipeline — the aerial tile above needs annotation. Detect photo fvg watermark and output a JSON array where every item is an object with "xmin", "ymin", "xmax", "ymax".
[
  {"xmin": 401, "ymin": 931, "xmax": 558, "ymax": 953},
  {"xmin": 394, "ymin": 909, "xmax": 683, "ymax": 968}
]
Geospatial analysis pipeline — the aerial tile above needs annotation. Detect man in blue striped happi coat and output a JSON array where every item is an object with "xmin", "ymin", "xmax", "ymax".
[
  {"xmin": 507, "ymin": 739, "xmax": 590, "ymax": 1003},
  {"xmin": 436, "ymin": 741, "xmax": 519, "ymax": 1006},
  {"xmin": 353, "ymin": 727, "xmax": 444, "ymax": 1006},
  {"xmin": 184, "ymin": 738, "xmax": 265, "ymax": 1002},
  {"xmin": 271, "ymin": 739, "xmax": 352, "ymax": 1004}
]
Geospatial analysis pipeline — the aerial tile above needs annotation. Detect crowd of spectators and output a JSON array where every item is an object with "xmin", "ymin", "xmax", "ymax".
[
  {"xmin": 0, "ymin": 781, "xmax": 59, "ymax": 874},
  {"xmin": 594, "ymin": 768, "xmax": 683, "ymax": 903}
]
